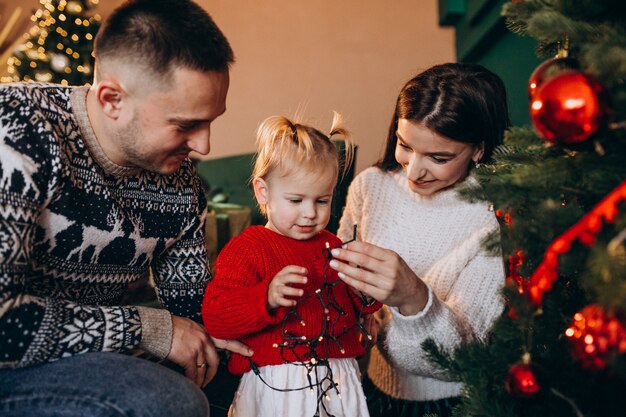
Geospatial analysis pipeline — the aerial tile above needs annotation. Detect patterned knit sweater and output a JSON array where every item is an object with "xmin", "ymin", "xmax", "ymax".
[
  {"xmin": 0, "ymin": 83, "xmax": 209, "ymax": 368},
  {"xmin": 337, "ymin": 167, "xmax": 504, "ymax": 401},
  {"xmin": 202, "ymin": 226, "xmax": 381, "ymax": 375}
]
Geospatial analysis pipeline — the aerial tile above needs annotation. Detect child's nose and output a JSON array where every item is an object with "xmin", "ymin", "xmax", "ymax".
[{"xmin": 303, "ymin": 203, "xmax": 317, "ymax": 219}]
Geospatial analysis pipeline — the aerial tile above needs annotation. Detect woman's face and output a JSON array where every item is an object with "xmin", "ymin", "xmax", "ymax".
[{"xmin": 394, "ymin": 119, "xmax": 483, "ymax": 197}]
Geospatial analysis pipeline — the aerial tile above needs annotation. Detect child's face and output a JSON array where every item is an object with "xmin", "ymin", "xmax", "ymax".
[
  {"xmin": 254, "ymin": 164, "xmax": 337, "ymax": 240},
  {"xmin": 395, "ymin": 119, "xmax": 483, "ymax": 197}
]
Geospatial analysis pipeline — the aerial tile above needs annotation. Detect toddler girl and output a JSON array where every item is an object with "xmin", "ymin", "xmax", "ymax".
[{"xmin": 202, "ymin": 113, "xmax": 381, "ymax": 417}]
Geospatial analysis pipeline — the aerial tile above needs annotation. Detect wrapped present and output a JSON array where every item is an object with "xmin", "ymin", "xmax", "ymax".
[{"xmin": 205, "ymin": 203, "xmax": 252, "ymax": 268}]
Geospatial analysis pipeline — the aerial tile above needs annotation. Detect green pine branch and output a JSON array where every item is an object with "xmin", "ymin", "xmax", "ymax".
[{"xmin": 434, "ymin": 1, "xmax": 626, "ymax": 415}]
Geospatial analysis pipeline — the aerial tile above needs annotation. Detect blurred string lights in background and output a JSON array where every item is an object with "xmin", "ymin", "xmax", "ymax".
[{"xmin": 2, "ymin": 0, "xmax": 100, "ymax": 85}]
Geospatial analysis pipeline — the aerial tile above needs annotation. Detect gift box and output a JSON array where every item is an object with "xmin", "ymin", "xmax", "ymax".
[{"xmin": 205, "ymin": 203, "xmax": 252, "ymax": 268}]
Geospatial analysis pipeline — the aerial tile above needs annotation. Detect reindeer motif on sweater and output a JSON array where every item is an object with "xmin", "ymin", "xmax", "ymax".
[{"xmin": 0, "ymin": 83, "xmax": 210, "ymax": 368}]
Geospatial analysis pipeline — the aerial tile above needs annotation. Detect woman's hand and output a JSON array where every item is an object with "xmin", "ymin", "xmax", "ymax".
[
  {"xmin": 329, "ymin": 241, "xmax": 428, "ymax": 316},
  {"xmin": 267, "ymin": 265, "xmax": 308, "ymax": 310}
]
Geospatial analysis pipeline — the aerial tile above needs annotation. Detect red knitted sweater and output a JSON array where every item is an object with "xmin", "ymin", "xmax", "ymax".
[{"xmin": 202, "ymin": 226, "xmax": 381, "ymax": 375}]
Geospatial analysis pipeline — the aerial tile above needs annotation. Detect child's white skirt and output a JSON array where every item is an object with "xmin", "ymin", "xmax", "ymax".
[{"xmin": 228, "ymin": 358, "xmax": 370, "ymax": 417}]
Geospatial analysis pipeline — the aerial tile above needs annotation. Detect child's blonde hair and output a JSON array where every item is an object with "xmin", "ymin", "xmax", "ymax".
[{"xmin": 252, "ymin": 112, "xmax": 353, "ymax": 215}]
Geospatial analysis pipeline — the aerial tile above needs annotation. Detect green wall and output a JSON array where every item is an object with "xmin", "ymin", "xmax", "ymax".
[{"xmin": 439, "ymin": 0, "xmax": 542, "ymax": 126}]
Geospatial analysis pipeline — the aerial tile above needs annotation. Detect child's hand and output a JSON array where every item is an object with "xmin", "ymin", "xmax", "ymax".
[{"xmin": 267, "ymin": 265, "xmax": 308, "ymax": 310}]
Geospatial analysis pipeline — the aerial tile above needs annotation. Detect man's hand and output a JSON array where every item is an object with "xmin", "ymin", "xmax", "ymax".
[
  {"xmin": 167, "ymin": 316, "xmax": 254, "ymax": 388},
  {"xmin": 167, "ymin": 316, "xmax": 218, "ymax": 387},
  {"xmin": 210, "ymin": 336, "xmax": 253, "ymax": 357}
]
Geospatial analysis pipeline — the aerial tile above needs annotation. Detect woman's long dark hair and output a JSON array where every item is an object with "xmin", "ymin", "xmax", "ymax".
[{"xmin": 376, "ymin": 62, "xmax": 510, "ymax": 171}]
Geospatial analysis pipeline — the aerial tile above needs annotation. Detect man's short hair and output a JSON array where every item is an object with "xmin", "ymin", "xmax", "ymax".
[{"xmin": 94, "ymin": 0, "xmax": 234, "ymax": 77}]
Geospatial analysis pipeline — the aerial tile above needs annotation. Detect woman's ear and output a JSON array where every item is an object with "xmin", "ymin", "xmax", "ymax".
[
  {"xmin": 252, "ymin": 177, "xmax": 269, "ymax": 205},
  {"xmin": 472, "ymin": 142, "xmax": 485, "ymax": 164},
  {"xmin": 95, "ymin": 80, "xmax": 125, "ymax": 120}
]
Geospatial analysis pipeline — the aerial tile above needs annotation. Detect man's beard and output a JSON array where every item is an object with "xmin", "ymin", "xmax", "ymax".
[{"xmin": 114, "ymin": 116, "xmax": 163, "ymax": 174}]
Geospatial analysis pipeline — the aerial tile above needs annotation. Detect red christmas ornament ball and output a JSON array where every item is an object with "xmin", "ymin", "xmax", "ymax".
[
  {"xmin": 530, "ymin": 71, "xmax": 609, "ymax": 145},
  {"xmin": 565, "ymin": 304, "xmax": 626, "ymax": 372},
  {"xmin": 505, "ymin": 361, "xmax": 544, "ymax": 399},
  {"xmin": 528, "ymin": 56, "xmax": 579, "ymax": 99}
]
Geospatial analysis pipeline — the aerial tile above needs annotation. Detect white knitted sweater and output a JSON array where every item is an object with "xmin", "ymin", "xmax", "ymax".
[{"xmin": 337, "ymin": 167, "xmax": 504, "ymax": 401}]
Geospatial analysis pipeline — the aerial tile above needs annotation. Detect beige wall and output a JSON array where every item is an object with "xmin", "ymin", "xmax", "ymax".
[
  {"xmin": 204, "ymin": 0, "xmax": 455, "ymax": 173},
  {"xmin": 1, "ymin": 0, "xmax": 455, "ymax": 173}
]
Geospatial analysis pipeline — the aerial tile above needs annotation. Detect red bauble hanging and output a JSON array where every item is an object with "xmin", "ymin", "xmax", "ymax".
[
  {"xmin": 530, "ymin": 71, "xmax": 609, "ymax": 145},
  {"xmin": 505, "ymin": 357, "xmax": 545, "ymax": 399},
  {"xmin": 528, "ymin": 56, "xmax": 579, "ymax": 99},
  {"xmin": 565, "ymin": 304, "xmax": 626, "ymax": 372}
]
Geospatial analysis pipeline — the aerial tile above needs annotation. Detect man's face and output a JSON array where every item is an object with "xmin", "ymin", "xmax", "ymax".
[{"xmin": 115, "ymin": 68, "xmax": 229, "ymax": 175}]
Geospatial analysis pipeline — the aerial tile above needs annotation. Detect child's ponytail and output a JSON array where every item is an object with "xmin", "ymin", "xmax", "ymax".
[
  {"xmin": 252, "ymin": 112, "xmax": 354, "ymax": 198},
  {"xmin": 328, "ymin": 111, "xmax": 354, "ymax": 181}
]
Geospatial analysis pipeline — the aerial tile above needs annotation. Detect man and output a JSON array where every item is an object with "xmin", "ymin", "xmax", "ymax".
[{"xmin": 0, "ymin": 1, "xmax": 251, "ymax": 416}]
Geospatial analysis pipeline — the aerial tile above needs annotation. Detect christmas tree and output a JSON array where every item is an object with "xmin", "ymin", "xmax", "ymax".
[
  {"xmin": 2, "ymin": 0, "xmax": 100, "ymax": 85},
  {"xmin": 427, "ymin": 1, "xmax": 626, "ymax": 416}
]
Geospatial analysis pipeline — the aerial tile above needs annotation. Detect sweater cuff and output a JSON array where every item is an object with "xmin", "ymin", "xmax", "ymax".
[
  {"xmin": 136, "ymin": 306, "xmax": 172, "ymax": 359},
  {"xmin": 389, "ymin": 285, "xmax": 434, "ymax": 321}
]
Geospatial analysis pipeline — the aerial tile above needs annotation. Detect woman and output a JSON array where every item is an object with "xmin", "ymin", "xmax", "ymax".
[{"xmin": 329, "ymin": 62, "xmax": 510, "ymax": 416}]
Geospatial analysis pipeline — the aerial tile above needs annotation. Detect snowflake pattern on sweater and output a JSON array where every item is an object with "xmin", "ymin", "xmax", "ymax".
[{"xmin": 0, "ymin": 83, "xmax": 209, "ymax": 368}]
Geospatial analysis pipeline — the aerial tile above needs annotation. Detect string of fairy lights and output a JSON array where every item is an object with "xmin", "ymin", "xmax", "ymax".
[
  {"xmin": 247, "ymin": 225, "xmax": 375, "ymax": 417},
  {"xmin": 2, "ymin": 0, "xmax": 100, "ymax": 85}
]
